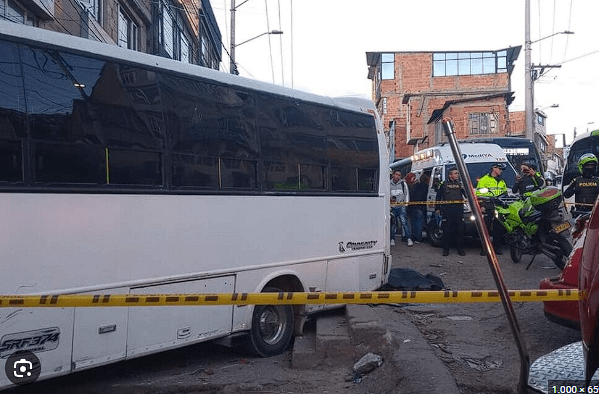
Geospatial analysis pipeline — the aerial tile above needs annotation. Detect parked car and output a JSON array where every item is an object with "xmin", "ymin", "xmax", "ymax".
[
  {"xmin": 580, "ymin": 200, "xmax": 599, "ymax": 382},
  {"xmin": 539, "ymin": 212, "xmax": 590, "ymax": 329}
]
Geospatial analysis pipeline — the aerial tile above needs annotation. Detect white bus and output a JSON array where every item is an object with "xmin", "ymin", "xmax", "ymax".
[{"xmin": 0, "ymin": 22, "xmax": 390, "ymax": 389}]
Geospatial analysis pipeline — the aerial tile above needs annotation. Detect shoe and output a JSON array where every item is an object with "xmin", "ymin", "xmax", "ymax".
[
  {"xmin": 480, "ymin": 249, "xmax": 486, "ymax": 256},
  {"xmin": 458, "ymin": 249, "xmax": 466, "ymax": 256},
  {"xmin": 407, "ymin": 238, "xmax": 414, "ymax": 247},
  {"xmin": 414, "ymin": 239, "xmax": 422, "ymax": 244},
  {"xmin": 495, "ymin": 249, "xmax": 503, "ymax": 255},
  {"xmin": 390, "ymin": 239, "xmax": 395, "ymax": 246},
  {"xmin": 442, "ymin": 249, "xmax": 449, "ymax": 256}
]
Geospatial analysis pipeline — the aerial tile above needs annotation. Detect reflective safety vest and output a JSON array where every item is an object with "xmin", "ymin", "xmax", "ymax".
[{"xmin": 475, "ymin": 174, "xmax": 508, "ymax": 197}]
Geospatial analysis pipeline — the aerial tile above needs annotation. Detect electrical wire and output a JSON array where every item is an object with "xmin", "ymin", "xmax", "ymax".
[
  {"xmin": 549, "ymin": 0, "xmax": 556, "ymax": 62},
  {"xmin": 562, "ymin": 0, "xmax": 573, "ymax": 64},
  {"xmin": 277, "ymin": 0, "xmax": 283, "ymax": 86},
  {"xmin": 221, "ymin": 0, "xmax": 230, "ymax": 72},
  {"xmin": 264, "ymin": 0, "xmax": 274, "ymax": 83}
]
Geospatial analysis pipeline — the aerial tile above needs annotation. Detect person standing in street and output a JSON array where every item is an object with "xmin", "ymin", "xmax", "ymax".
[
  {"xmin": 564, "ymin": 153, "xmax": 599, "ymax": 217},
  {"xmin": 512, "ymin": 162, "xmax": 545, "ymax": 196},
  {"xmin": 437, "ymin": 168, "xmax": 465, "ymax": 256},
  {"xmin": 390, "ymin": 170, "xmax": 413, "ymax": 246},
  {"xmin": 409, "ymin": 173, "xmax": 429, "ymax": 243},
  {"xmin": 475, "ymin": 163, "xmax": 508, "ymax": 255}
]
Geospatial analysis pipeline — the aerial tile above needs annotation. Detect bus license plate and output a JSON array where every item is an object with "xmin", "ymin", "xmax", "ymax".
[{"xmin": 553, "ymin": 222, "xmax": 571, "ymax": 234}]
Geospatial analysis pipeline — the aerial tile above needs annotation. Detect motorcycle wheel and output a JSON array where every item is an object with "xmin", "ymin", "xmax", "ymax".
[
  {"xmin": 427, "ymin": 217, "xmax": 443, "ymax": 247},
  {"xmin": 551, "ymin": 234, "xmax": 573, "ymax": 270},
  {"xmin": 510, "ymin": 246, "xmax": 523, "ymax": 264}
]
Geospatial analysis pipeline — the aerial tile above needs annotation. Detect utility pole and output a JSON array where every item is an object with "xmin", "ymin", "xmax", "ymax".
[
  {"xmin": 525, "ymin": 0, "xmax": 533, "ymax": 141},
  {"xmin": 230, "ymin": 0, "xmax": 237, "ymax": 75}
]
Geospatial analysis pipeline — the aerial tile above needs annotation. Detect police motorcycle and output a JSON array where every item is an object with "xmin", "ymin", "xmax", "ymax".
[{"xmin": 479, "ymin": 185, "xmax": 573, "ymax": 269}]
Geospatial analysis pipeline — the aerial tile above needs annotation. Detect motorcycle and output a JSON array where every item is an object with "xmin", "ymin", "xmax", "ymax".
[{"xmin": 481, "ymin": 185, "xmax": 573, "ymax": 269}]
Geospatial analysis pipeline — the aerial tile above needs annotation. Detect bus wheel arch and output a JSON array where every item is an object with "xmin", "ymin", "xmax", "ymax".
[{"xmin": 245, "ymin": 276, "xmax": 304, "ymax": 357}]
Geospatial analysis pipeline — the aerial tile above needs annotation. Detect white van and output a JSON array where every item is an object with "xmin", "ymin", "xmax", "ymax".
[{"xmin": 392, "ymin": 143, "xmax": 517, "ymax": 246}]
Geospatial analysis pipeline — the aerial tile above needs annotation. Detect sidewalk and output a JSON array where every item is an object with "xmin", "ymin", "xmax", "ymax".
[{"xmin": 292, "ymin": 303, "xmax": 461, "ymax": 394}]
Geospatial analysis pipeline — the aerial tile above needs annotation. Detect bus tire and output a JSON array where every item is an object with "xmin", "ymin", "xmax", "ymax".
[{"xmin": 245, "ymin": 287, "xmax": 294, "ymax": 357}]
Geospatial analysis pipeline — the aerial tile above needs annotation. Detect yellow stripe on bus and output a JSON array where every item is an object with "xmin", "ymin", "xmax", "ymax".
[{"xmin": 0, "ymin": 289, "xmax": 580, "ymax": 308}]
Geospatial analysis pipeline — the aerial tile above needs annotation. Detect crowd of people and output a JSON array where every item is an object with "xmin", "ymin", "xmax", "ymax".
[{"xmin": 390, "ymin": 153, "xmax": 599, "ymax": 256}]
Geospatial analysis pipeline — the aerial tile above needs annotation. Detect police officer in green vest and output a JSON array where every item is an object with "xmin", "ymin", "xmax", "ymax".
[{"xmin": 476, "ymin": 163, "xmax": 508, "ymax": 255}]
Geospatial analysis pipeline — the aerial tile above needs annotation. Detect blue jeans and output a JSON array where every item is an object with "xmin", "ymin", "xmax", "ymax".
[
  {"xmin": 410, "ymin": 208, "xmax": 424, "ymax": 242},
  {"xmin": 391, "ymin": 206, "xmax": 412, "ymax": 240}
]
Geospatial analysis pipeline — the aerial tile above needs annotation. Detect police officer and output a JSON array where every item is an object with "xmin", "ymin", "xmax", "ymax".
[
  {"xmin": 476, "ymin": 163, "xmax": 508, "ymax": 255},
  {"xmin": 512, "ymin": 162, "xmax": 545, "ymax": 196},
  {"xmin": 564, "ymin": 153, "xmax": 599, "ymax": 217},
  {"xmin": 437, "ymin": 167, "xmax": 466, "ymax": 256}
]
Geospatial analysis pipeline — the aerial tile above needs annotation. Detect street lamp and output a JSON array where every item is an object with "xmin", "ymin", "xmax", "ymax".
[
  {"xmin": 229, "ymin": 30, "xmax": 283, "ymax": 75},
  {"xmin": 536, "ymin": 104, "xmax": 559, "ymax": 112}
]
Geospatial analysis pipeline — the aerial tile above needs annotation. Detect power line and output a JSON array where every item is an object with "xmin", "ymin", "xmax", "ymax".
[
  {"xmin": 264, "ymin": 0, "xmax": 274, "ymax": 83},
  {"xmin": 277, "ymin": 0, "xmax": 283, "ymax": 86}
]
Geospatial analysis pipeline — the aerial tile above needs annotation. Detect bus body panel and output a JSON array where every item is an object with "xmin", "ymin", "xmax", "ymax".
[
  {"xmin": 1, "ymin": 194, "xmax": 385, "ymax": 295},
  {"xmin": 0, "ymin": 308, "xmax": 74, "ymax": 389},
  {"xmin": 126, "ymin": 277, "xmax": 235, "ymax": 358},
  {"xmin": 72, "ymin": 306, "xmax": 128, "ymax": 370}
]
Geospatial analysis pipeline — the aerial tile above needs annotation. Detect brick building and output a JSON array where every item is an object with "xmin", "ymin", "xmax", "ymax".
[
  {"xmin": 366, "ymin": 47, "xmax": 521, "ymax": 162},
  {"xmin": 0, "ymin": 0, "xmax": 222, "ymax": 69}
]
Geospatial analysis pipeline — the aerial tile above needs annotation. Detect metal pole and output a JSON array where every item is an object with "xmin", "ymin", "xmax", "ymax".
[
  {"xmin": 442, "ymin": 118, "xmax": 530, "ymax": 394},
  {"xmin": 230, "ymin": 0, "xmax": 237, "ymax": 74},
  {"xmin": 525, "ymin": 0, "xmax": 534, "ymax": 142}
]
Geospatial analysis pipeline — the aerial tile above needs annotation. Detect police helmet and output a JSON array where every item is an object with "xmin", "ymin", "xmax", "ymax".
[
  {"xmin": 578, "ymin": 153, "xmax": 598, "ymax": 173},
  {"xmin": 491, "ymin": 163, "xmax": 507, "ymax": 171}
]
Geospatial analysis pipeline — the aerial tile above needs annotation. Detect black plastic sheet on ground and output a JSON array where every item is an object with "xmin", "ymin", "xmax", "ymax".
[{"xmin": 380, "ymin": 268, "xmax": 445, "ymax": 291}]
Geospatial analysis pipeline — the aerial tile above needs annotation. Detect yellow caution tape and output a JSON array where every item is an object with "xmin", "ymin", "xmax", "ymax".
[{"xmin": 0, "ymin": 289, "xmax": 580, "ymax": 308}]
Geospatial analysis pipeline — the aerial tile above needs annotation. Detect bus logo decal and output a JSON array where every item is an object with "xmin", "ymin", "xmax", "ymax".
[
  {"xmin": 0, "ymin": 327, "xmax": 60, "ymax": 358},
  {"xmin": 345, "ymin": 241, "xmax": 377, "ymax": 251}
]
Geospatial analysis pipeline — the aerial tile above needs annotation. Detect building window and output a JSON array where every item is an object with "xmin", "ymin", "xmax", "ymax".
[
  {"xmin": 469, "ymin": 113, "xmax": 498, "ymax": 136},
  {"xmin": 180, "ymin": 34, "xmax": 190, "ymax": 63},
  {"xmin": 77, "ymin": 0, "xmax": 101, "ymax": 22},
  {"xmin": 118, "ymin": 7, "xmax": 138, "ymax": 50},
  {"xmin": 537, "ymin": 114, "xmax": 545, "ymax": 125},
  {"xmin": 433, "ymin": 50, "xmax": 508, "ymax": 77},
  {"xmin": 161, "ymin": 1, "xmax": 174, "ymax": 57},
  {"xmin": 381, "ymin": 53, "xmax": 394, "ymax": 80},
  {"xmin": 1, "ymin": 0, "xmax": 36, "ymax": 25}
]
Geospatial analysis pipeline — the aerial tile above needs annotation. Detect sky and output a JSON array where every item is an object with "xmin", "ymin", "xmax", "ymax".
[{"xmin": 209, "ymin": 0, "xmax": 599, "ymax": 147}]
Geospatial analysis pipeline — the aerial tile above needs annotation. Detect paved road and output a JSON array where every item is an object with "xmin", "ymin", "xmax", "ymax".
[{"xmin": 390, "ymin": 236, "xmax": 580, "ymax": 393}]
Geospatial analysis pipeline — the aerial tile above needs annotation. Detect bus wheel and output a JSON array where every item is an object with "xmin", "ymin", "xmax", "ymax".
[{"xmin": 246, "ymin": 287, "xmax": 294, "ymax": 357}]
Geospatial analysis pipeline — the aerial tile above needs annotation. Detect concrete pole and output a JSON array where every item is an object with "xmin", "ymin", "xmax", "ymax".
[
  {"xmin": 525, "ymin": 0, "xmax": 534, "ymax": 141},
  {"xmin": 230, "ymin": 0, "xmax": 237, "ymax": 74}
]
